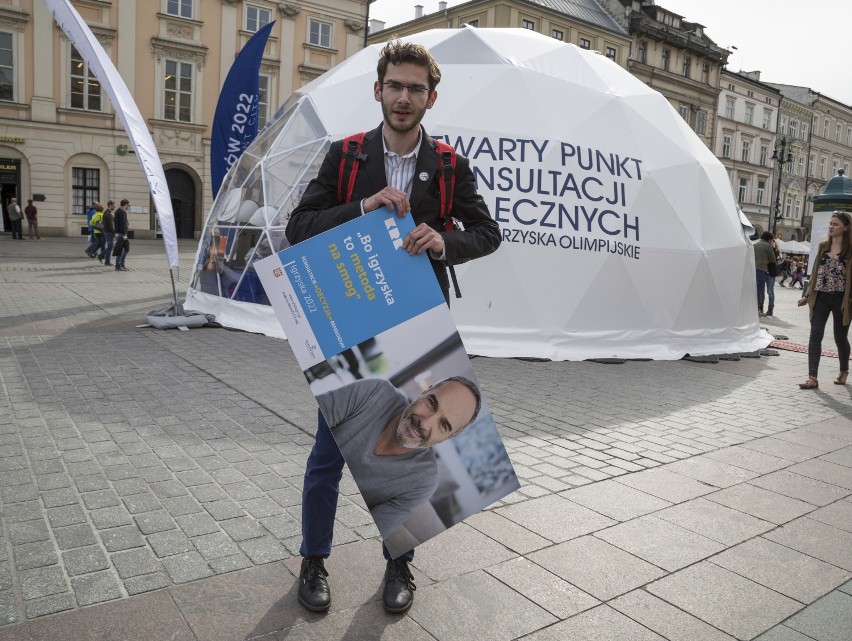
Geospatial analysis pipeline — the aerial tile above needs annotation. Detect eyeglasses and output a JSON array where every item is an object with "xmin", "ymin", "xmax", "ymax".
[{"xmin": 382, "ymin": 81, "xmax": 430, "ymax": 98}]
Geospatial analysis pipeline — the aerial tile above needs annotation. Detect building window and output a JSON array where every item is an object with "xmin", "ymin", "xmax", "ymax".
[
  {"xmin": 820, "ymin": 157, "xmax": 826, "ymax": 179},
  {"xmin": 738, "ymin": 178, "xmax": 748, "ymax": 202},
  {"xmin": 802, "ymin": 124, "xmax": 808, "ymax": 141},
  {"xmin": 725, "ymin": 97, "xmax": 734, "ymax": 119},
  {"xmin": 69, "ymin": 45, "xmax": 102, "ymax": 111},
  {"xmin": 762, "ymin": 108, "xmax": 771, "ymax": 129},
  {"xmin": 579, "ymin": 37, "xmax": 591, "ymax": 49},
  {"xmin": 847, "ymin": 127, "xmax": 852, "ymax": 146},
  {"xmin": 681, "ymin": 55, "xmax": 690, "ymax": 78},
  {"xmin": 780, "ymin": 116, "xmax": 787, "ymax": 135},
  {"xmin": 809, "ymin": 154, "xmax": 815, "ymax": 177},
  {"xmin": 679, "ymin": 104, "xmax": 689, "ymax": 122},
  {"xmin": 637, "ymin": 41, "xmax": 646, "ymax": 63},
  {"xmin": 0, "ymin": 32, "xmax": 12, "ymax": 101},
  {"xmin": 465, "ymin": 19, "xmax": 479, "ymax": 28},
  {"xmin": 522, "ymin": 19, "xmax": 535, "ymax": 30},
  {"xmin": 164, "ymin": 59, "xmax": 193, "ymax": 122},
  {"xmin": 789, "ymin": 120, "xmax": 798, "ymax": 138},
  {"xmin": 696, "ymin": 110, "xmax": 707, "ymax": 135},
  {"xmin": 741, "ymin": 139, "xmax": 751, "ymax": 163},
  {"xmin": 744, "ymin": 103, "xmax": 754, "ymax": 125},
  {"xmin": 246, "ymin": 5, "xmax": 272, "ymax": 32},
  {"xmin": 605, "ymin": 47, "xmax": 616, "ymax": 61},
  {"xmin": 702, "ymin": 63, "xmax": 709, "ymax": 83},
  {"xmin": 166, "ymin": 0, "xmax": 193, "ymax": 19},
  {"xmin": 551, "ymin": 28, "xmax": 563, "ymax": 40},
  {"xmin": 72, "ymin": 168, "xmax": 99, "ymax": 216},
  {"xmin": 661, "ymin": 48, "xmax": 670, "ymax": 71},
  {"xmin": 722, "ymin": 134, "xmax": 732, "ymax": 158},
  {"xmin": 794, "ymin": 198, "xmax": 801, "ymax": 220},
  {"xmin": 797, "ymin": 156, "xmax": 804, "ymax": 177},
  {"xmin": 784, "ymin": 196, "xmax": 792, "ymax": 218},
  {"xmin": 836, "ymin": 123, "xmax": 843, "ymax": 142},
  {"xmin": 823, "ymin": 119, "xmax": 829, "ymax": 138},
  {"xmin": 760, "ymin": 145, "xmax": 768, "ymax": 166},
  {"xmin": 757, "ymin": 180, "xmax": 765, "ymax": 205},
  {"xmin": 309, "ymin": 19, "xmax": 332, "ymax": 48},
  {"xmin": 257, "ymin": 74, "xmax": 270, "ymax": 130}
]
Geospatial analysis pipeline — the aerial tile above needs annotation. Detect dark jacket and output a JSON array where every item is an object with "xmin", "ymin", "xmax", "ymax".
[
  {"xmin": 114, "ymin": 207, "xmax": 128, "ymax": 234},
  {"xmin": 102, "ymin": 209, "xmax": 115, "ymax": 233},
  {"xmin": 286, "ymin": 124, "xmax": 501, "ymax": 295}
]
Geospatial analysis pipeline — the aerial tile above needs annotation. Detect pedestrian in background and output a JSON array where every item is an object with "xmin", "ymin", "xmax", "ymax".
[
  {"xmin": 98, "ymin": 200, "xmax": 115, "ymax": 265},
  {"xmin": 789, "ymin": 261, "xmax": 805, "ymax": 289},
  {"xmin": 7, "ymin": 197, "xmax": 23, "ymax": 240},
  {"xmin": 753, "ymin": 231, "xmax": 776, "ymax": 316},
  {"xmin": 85, "ymin": 201, "xmax": 97, "ymax": 256},
  {"xmin": 86, "ymin": 203, "xmax": 105, "ymax": 259},
  {"xmin": 797, "ymin": 211, "xmax": 852, "ymax": 389},
  {"xmin": 778, "ymin": 256, "xmax": 792, "ymax": 287},
  {"xmin": 113, "ymin": 199, "xmax": 130, "ymax": 271},
  {"xmin": 24, "ymin": 199, "xmax": 42, "ymax": 240}
]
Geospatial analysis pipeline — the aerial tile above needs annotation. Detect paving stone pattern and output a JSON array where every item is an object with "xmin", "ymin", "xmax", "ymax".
[{"xmin": 0, "ymin": 237, "xmax": 851, "ymax": 640}]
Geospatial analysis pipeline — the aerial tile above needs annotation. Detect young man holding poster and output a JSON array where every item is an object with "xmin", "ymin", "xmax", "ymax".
[{"xmin": 286, "ymin": 40, "xmax": 501, "ymax": 614}]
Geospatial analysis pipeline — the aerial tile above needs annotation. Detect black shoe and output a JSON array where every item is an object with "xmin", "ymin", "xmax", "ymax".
[
  {"xmin": 382, "ymin": 558, "xmax": 415, "ymax": 613},
  {"xmin": 298, "ymin": 557, "xmax": 331, "ymax": 612}
]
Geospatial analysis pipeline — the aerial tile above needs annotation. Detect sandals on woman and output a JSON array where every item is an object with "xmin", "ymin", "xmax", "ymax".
[
  {"xmin": 835, "ymin": 371, "xmax": 849, "ymax": 386},
  {"xmin": 799, "ymin": 376, "xmax": 819, "ymax": 390}
]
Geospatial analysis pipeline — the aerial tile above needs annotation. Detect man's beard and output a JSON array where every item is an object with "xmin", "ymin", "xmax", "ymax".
[
  {"xmin": 381, "ymin": 99, "xmax": 427, "ymax": 134},
  {"xmin": 396, "ymin": 408, "xmax": 427, "ymax": 449}
]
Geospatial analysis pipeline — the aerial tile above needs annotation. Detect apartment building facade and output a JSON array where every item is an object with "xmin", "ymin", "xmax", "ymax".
[
  {"xmin": 713, "ymin": 69, "xmax": 781, "ymax": 235},
  {"xmin": 368, "ymin": 0, "xmax": 632, "ymax": 68},
  {"xmin": 599, "ymin": 0, "xmax": 728, "ymax": 150},
  {"xmin": 0, "ymin": 0, "xmax": 371, "ymax": 239},
  {"xmin": 766, "ymin": 84, "xmax": 852, "ymax": 241}
]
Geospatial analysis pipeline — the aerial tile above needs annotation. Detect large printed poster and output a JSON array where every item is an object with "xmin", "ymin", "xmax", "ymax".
[{"xmin": 255, "ymin": 208, "xmax": 519, "ymax": 557}]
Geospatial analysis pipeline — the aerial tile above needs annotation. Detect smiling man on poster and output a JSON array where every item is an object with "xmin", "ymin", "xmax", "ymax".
[
  {"xmin": 317, "ymin": 375, "xmax": 481, "ymax": 535},
  {"xmin": 285, "ymin": 39, "xmax": 501, "ymax": 614}
]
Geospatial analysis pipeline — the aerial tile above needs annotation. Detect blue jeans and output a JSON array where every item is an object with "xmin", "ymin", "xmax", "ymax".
[
  {"xmin": 87, "ymin": 233, "xmax": 103, "ymax": 256},
  {"xmin": 114, "ymin": 235, "xmax": 128, "ymax": 269},
  {"xmin": 765, "ymin": 272, "xmax": 775, "ymax": 307},
  {"xmin": 300, "ymin": 410, "xmax": 412, "ymax": 562},
  {"xmin": 99, "ymin": 232, "xmax": 114, "ymax": 264},
  {"xmin": 756, "ymin": 270, "xmax": 770, "ymax": 309}
]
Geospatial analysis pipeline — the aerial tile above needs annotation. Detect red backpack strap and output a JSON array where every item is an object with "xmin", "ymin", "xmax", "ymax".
[
  {"xmin": 337, "ymin": 132, "xmax": 367, "ymax": 204},
  {"xmin": 434, "ymin": 140, "xmax": 456, "ymax": 231}
]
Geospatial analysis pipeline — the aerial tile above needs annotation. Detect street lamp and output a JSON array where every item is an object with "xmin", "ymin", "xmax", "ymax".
[{"xmin": 770, "ymin": 137, "xmax": 794, "ymax": 237}]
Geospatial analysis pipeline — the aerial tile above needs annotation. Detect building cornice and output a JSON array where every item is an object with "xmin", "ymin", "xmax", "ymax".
[
  {"xmin": 0, "ymin": 7, "xmax": 29, "ymax": 32},
  {"xmin": 150, "ymin": 38, "xmax": 209, "ymax": 70}
]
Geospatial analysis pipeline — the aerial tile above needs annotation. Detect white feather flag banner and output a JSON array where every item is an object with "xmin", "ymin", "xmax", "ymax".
[{"xmin": 43, "ymin": 0, "xmax": 179, "ymax": 269}]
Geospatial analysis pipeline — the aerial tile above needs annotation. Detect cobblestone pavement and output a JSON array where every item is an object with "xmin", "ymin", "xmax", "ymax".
[{"xmin": 0, "ymin": 234, "xmax": 850, "ymax": 640}]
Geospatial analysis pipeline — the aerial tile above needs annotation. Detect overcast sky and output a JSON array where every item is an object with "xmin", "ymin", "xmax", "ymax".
[{"xmin": 368, "ymin": 0, "xmax": 852, "ymax": 105}]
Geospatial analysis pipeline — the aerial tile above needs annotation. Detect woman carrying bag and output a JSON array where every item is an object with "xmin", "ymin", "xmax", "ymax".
[{"xmin": 798, "ymin": 211, "xmax": 852, "ymax": 389}]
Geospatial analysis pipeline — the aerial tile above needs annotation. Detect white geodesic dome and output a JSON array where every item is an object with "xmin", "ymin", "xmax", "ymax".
[{"xmin": 186, "ymin": 27, "xmax": 770, "ymax": 360}]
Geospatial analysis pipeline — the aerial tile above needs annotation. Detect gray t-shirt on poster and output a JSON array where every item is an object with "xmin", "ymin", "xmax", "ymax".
[{"xmin": 317, "ymin": 378, "xmax": 438, "ymax": 537}]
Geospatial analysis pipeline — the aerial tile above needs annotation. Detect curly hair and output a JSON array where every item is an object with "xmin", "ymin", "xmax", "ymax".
[{"xmin": 377, "ymin": 39, "xmax": 441, "ymax": 91}]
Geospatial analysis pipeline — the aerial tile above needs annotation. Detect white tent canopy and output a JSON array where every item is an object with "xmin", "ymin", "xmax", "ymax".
[
  {"xmin": 777, "ymin": 239, "xmax": 810, "ymax": 254},
  {"xmin": 186, "ymin": 27, "xmax": 770, "ymax": 360}
]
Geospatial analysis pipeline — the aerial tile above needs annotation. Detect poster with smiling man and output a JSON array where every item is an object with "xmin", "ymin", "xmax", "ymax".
[{"xmin": 255, "ymin": 206, "xmax": 519, "ymax": 557}]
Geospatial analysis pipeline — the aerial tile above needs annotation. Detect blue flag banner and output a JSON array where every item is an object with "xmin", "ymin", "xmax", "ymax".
[{"xmin": 210, "ymin": 22, "xmax": 274, "ymax": 198}]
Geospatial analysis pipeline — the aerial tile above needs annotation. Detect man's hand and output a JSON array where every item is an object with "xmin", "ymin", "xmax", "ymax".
[
  {"xmin": 403, "ymin": 223, "xmax": 444, "ymax": 256},
  {"xmin": 797, "ymin": 297, "xmax": 808, "ymax": 307},
  {"xmin": 362, "ymin": 187, "xmax": 410, "ymax": 217}
]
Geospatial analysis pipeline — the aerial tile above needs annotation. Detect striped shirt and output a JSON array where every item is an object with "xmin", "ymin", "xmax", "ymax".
[{"xmin": 383, "ymin": 129, "xmax": 422, "ymax": 196}]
